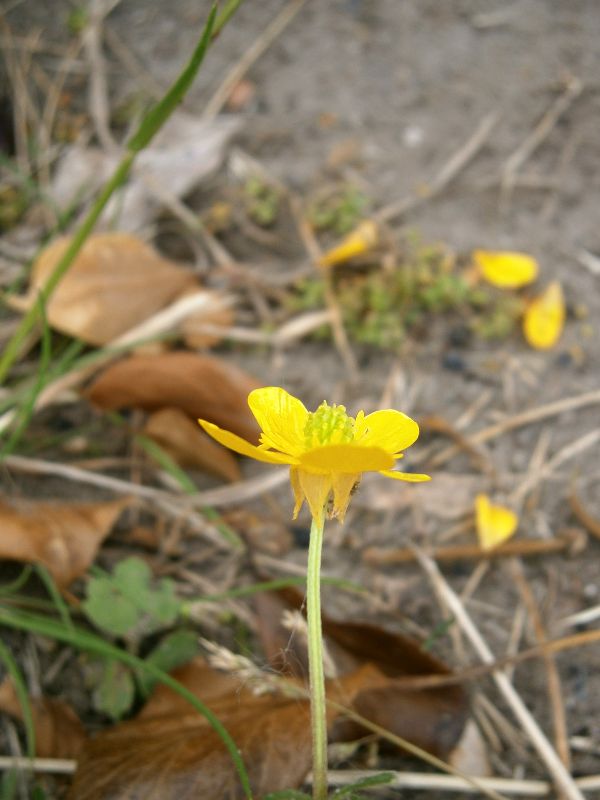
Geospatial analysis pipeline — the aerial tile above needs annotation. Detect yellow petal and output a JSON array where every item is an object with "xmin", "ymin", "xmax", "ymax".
[
  {"xmin": 355, "ymin": 409, "xmax": 420, "ymax": 454},
  {"xmin": 318, "ymin": 220, "xmax": 379, "ymax": 268},
  {"xmin": 289, "ymin": 466, "xmax": 304, "ymax": 518},
  {"xmin": 331, "ymin": 473, "xmax": 360, "ymax": 523},
  {"xmin": 379, "ymin": 470, "xmax": 431, "ymax": 482},
  {"xmin": 299, "ymin": 444, "xmax": 394, "ymax": 474},
  {"xmin": 198, "ymin": 420, "xmax": 297, "ymax": 465},
  {"xmin": 523, "ymin": 281, "xmax": 565, "ymax": 350},
  {"xmin": 475, "ymin": 494, "xmax": 518, "ymax": 551},
  {"xmin": 473, "ymin": 250, "xmax": 539, "ymax": 288},
  {"xmin": 248, "ymin": 387, "xmax": 308, "ymax": 456},
  {"xmin": 297, "ymin": 470, "xmax": 332, "ymax": 526}
]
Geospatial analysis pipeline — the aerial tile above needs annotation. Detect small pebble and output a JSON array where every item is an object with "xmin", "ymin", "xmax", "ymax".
[{"xmin": 442, "ymin": 352, "xmax": 466, "ymax": 372}]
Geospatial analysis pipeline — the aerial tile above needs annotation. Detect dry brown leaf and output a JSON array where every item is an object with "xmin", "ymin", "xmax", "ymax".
[
  {"xmin": 69, "ymin": 658, "xmax": 306, "ymax": 800},
  {"xmin": 7, "ymin": 233, "xmax": 198, "ymax": 345},
  {"xmin": 143, "ymin": 407, "xmax": 241, "ymax": 482},
  {"xmin": 68, "ymin": 655, "xmax": 385, "ymax": 800},
  {"xmin": 0, "ymin": 677, "xmax": 87, "ymax": 758},
  {"xmin": 85, "ymin": 352, "xmax": 261, "ymax": 443},
  {"xmin": 0, "ymin": 496, "xmax": 130, "ymax": 588},
  {"xmin": 255, "ymin": 589, "xmax": 469, "ymax": 759}
]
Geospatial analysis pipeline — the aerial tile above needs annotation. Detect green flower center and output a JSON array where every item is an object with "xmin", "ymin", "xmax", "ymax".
[{"xmin": 304, "ymin": 401, "xmax": 354, "ymax": 447}]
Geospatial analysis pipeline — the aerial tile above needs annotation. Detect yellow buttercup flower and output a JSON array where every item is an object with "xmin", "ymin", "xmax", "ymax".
[{"xmin": 199, "ymin": 386, "xmax": 430, "ymax": 525}]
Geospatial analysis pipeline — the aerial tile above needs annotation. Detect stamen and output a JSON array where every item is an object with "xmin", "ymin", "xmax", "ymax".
[{"xmin": 304, "ymin": 401, "xmax": 354, "ymax": 447}]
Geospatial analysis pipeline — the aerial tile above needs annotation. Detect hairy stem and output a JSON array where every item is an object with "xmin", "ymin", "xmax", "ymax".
[{"xmin": 306, "ymin": 513, "xmax": 328, "ymax": 800}]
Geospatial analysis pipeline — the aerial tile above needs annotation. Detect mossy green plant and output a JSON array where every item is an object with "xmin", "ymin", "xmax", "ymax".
[
  {"xmin": 308, "ymin": 186, "xmax": 369, "ymax": 236},
  {"xmin": 244, "ymin": 176, "xmax": 280, "ymax": 227},
  {"xmin": 290, "ymin": 235, "xmax": 524, "ymax": 350}
]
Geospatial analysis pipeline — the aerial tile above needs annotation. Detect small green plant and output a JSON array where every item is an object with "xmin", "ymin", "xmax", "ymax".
[
  {"xmin": 290, "ymin": 235, "xmax": 524, "ymax": 350},
  {"xmin": 308, "ymin": 186, "xmax": 368, "ymax": 235},
  {"xmin": 82, "ymin": 558, "xmax": 197, "ymax": 719},
  {"xmin": 66, "ymin": 6, "xmax": 88, "ymax": 35},
  {"xmin": 244, "ymin": 176, "xmax": 280, "ymax": 226},
  {"xmin": 83, "ymin": 557, "xmax": 180, "ymax": 639},
  {"xmin": 0, "ymin": 184, "xmax": 27, "ymax": 230}
]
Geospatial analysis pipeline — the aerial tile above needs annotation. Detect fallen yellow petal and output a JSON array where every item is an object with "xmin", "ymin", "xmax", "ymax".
[
  {"xmin": 473, "ymin": 250, "xmax": 539, "ymax": 288},
  {"xmin": 318, "ymin": 220, "xmax": 379, "ymax": 268},
  {"xmin": 475, "ymin": 494, "xmax": 518, "ymax": 551},
  {"xmin": 523, "ymin": 281, "xmax": 565, "ymax": 350}
]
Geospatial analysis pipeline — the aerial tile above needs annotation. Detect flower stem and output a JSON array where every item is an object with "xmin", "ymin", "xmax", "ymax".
[{"xmin": 307, "ymin": 513, "xmax": 328, "ymax": 800}]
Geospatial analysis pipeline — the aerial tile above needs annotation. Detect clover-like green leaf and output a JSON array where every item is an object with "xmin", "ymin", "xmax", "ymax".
[
  {"xmin": 83, "ymin": 575, "xmax": 140, "ymax": 636},
  {"xmin": 137, "ymin": 629, "xmax": 199, "ymax": 696}
]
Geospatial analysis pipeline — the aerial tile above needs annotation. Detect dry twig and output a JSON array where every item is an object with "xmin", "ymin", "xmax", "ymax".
[
  {"xmin": 509, "ymin": 558, "xmax": 571, "ymax": 769},
  {"xmin": 324, "ymin": 769, "xmax": 600, "ymax": 797},
  {"xmin": 501, "ymin": 76, "xmax": 583, "ymax": 208},
  {"xmin": 417, "ymin": 548, "xmax": 585, "ymax": 800},
  {"xmin": 202, "ymin": 0, "xmax": 307, "ymax": 120},
  {"xmin": 363, "ymin": 528, "xmax": 585, "ymax": 566},
  {"xmin": 377, "ymin": 111, "xmax": 499, "ymax": 223},
  {"xmin": 426, "ymin": 389, "xmax": 600, "ymax": 469}
]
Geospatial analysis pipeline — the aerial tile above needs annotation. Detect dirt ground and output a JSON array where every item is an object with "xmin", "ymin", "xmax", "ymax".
[{"xmin": 2, "ymin": 0, "xmax": 600, "ymax": 797}]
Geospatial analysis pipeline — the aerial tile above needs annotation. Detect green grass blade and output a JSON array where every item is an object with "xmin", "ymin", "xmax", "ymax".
[
  {"xmin": 213, "ymin": 0, "xmax": 243, "ymax": 36},
  {"xmin": 135, "ymin": 434, "xmax": 245, "ymax": 550},
  {"xmin": 0, "ymin": 297, "xmax": 52, "ymax": 458},
  {"xmin": 126, "ymin": 6, "xmax": 217, "ymax": 152},
  {"xmin": 0, "ymin": 565, "xmax": 33, "ymax": 597},
  {"xmin": 0, "ymin": 638, "xmax": 36, "ymax": 759},
  {"xmin": 33, "ymin": 565, "xmax": 74, "ymax": 633},
  {"xmin": 180, "ymin": 575, "xmax": 366, "ymax": 616}
]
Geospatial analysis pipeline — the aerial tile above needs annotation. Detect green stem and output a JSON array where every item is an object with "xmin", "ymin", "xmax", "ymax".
[{"xmin": 306, "ymin": 513, "xmax": 328, "ymax": 800}]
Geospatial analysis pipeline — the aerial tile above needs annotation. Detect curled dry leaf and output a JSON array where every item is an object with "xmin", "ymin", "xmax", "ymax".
[
  {"xmin": 7, "ymin": 233, "xmax": 198, "ymax": 346},
  {"xmin": 50, "ymin": 114, "xmax": 240, "ymax": 232},
  {"xmin": 0, "ymin": 496, "xmax": 130, "ymax": 588},
  {"xmin": 255, "ymin": 589, "xmax": 468, "ymax": 759},
  {"xmin": 143, "ymin": 407, "xmax": 241, "ymax": 483},
  {"xmin": 85, "ymin": 352, "xmax": 261, "ymax": 443},
  {"xmin": 523, "ymin": 280, "xmax": 565, "ymax": 350},
  {"xmin": 473, "ymin": 250, "xmax": 539, "ymax": 288},
  {"xmin": 0, "ymin": 677, "xmax": 87, "ymax": 758}
]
